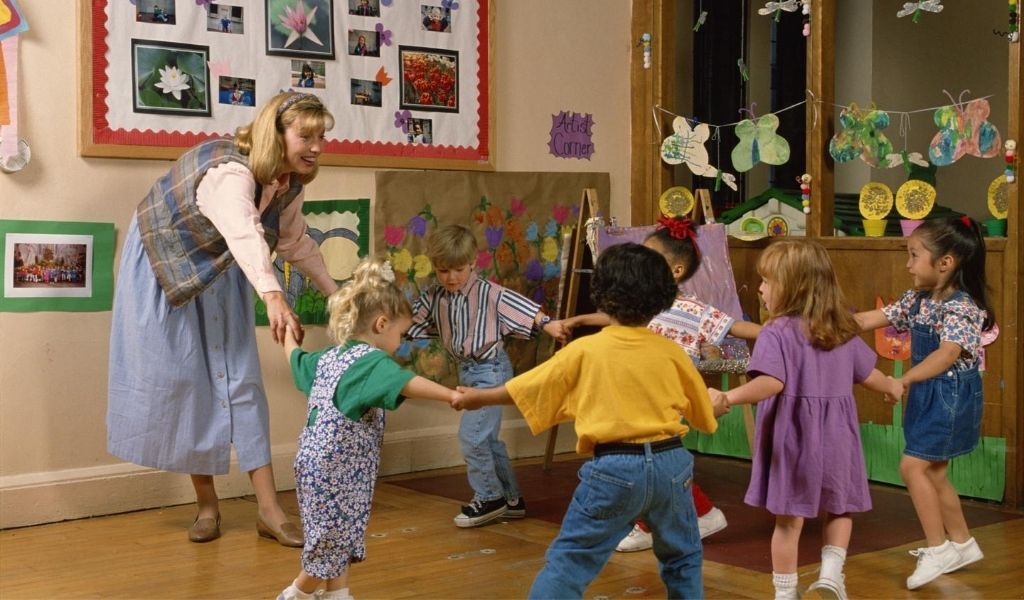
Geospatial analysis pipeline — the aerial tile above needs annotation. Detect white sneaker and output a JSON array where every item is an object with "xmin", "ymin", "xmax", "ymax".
[
  {"xmin": 806, "ymin": 575, "xmax": 846, "ymax": 600},
  {"xmin": 945, "ymin": 537, "xmax": 984, "ymax": 573},
  {"xmin": 907, "ymin": 541, "xmax": 959, "ymax": 590},
  {"xmin": 614, "ymin": 524, "xmax": 653, "ymax": 552},
  {"xmin": 698, "ymin": 507, "xmax": 728, "ymax": 539}
]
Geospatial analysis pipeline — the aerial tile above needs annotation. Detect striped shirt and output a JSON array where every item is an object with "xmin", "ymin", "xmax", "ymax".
[{"xmin": 408, "ymin": 271, "xmax": 541, "ymax": 361}]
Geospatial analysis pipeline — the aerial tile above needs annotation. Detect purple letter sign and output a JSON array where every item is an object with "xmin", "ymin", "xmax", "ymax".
[{"xmin": 548, "ymin": 111, "xmax": 595, "ymax": 160}]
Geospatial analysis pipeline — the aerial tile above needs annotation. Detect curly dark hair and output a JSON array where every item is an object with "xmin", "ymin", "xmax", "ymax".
[{"xmin": 590, "ymin": 242, "xmax": 677, "ymax": 326}]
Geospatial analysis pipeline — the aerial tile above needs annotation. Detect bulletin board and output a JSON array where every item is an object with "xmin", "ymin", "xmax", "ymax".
[{"xmin": 78, "ymin": 0, "xmax": 494, "ymax": 170}]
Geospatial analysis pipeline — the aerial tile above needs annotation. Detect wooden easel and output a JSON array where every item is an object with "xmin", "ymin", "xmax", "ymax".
[{"xmin": 542, "ymin": 188, "xmax": 600, "ymax": 471}]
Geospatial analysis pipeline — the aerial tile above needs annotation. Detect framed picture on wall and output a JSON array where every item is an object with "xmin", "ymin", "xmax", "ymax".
[
  {"xmin": 131, "ymin": 39, "xmax": 211, "ymax": 116},
  {"xmin": 265, "ymin": 0, "xmax": 335, "ymax": 59},
  {"xmin": 399, "ymin": 46, "xmax": 458, "ymax": 113}
]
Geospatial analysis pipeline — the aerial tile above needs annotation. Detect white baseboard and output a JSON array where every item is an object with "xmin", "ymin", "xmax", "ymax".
[{"xmin": 0, "ymin": 420, "xmax": 577, "ymax": 528}]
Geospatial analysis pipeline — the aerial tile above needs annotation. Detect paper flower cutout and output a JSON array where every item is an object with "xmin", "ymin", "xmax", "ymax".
[
  {"xmin": 375, "ymin": 22, "xmax": 393, "ymax": 46},
  {"xmin": 207, "ymin": 59, "xmax": 231, "ymax": 81},
  {"xmin": 661, "ymin": 117, "xmax": 738, "ymax": 190},
  {"xmin": 928, "ymin": 98, "xmax": 1001, "ymax": 166},
  {"xmin": 195, "ymin": 0, "xmax": 211, "ymax": 8},
  {"xmin": 279, "ymin": 0, "xmax": 323, "ymax": 49},
  {"xmin": 829, "ymin": 104, "xmax": 895, "ymax": 168},
  {"xmin": 381, "ymin": 0, "xmax": 392, "ymax": 6},
  {"xmin": 394, "ymin": 110, "xmax": 411, "ymax": 133},
  {"xmin": 441, "ymin": 0, "xmax": 460, "ymax": 10},
  {"xmin": 376, "ymin": 66, "xmax": 393, "ymax": 86},
  {"xmin": 155, "ymin": 66, "xmax": 190, "ymax": 100},
  {"xmin": 731, "ymin": 113, "xmax": 790, "ymax": 172}
]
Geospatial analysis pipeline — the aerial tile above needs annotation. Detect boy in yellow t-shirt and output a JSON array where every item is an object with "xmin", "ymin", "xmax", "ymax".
[{"xmin": 454, "ymin": 242, "xmax": 717, "ymax": 599}]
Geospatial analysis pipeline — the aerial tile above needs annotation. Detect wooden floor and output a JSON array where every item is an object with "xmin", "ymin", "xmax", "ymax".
[{"xmin": 2, "ymin": 459, "xmax": 1023, "ymax": 599}]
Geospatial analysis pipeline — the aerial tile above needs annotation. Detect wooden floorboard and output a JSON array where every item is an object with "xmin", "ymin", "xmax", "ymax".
[{"xmin": 2, "ymin": 461, "xmax": 1023, "ymax": 599}]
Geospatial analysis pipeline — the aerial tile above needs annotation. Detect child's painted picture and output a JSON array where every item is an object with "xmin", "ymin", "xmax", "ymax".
[
  {"xmin": 131, "ymin": 40, "xmax": 211, "ymax": 116},
  {"xmin": 218, "ymin": 76, "xmax": 256, "ymax": 106}
]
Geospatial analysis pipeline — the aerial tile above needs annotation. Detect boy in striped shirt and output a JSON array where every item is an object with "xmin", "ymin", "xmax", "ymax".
[{"xmin": 407, "ymin": 225, "xmax": 565, "ymax": 527}]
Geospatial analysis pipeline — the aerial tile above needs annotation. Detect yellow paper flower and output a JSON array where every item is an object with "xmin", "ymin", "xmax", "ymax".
[
  {"xmin": 391, "ymin": 248, "xmax": 413, "ymax": 273},
  {"xmin": 541, "ymin": 237, "xmax": 559, "ymax": 263},
  {"xmin": 413, "ymin": 254, "xmax": 433, "ymax": 279}
]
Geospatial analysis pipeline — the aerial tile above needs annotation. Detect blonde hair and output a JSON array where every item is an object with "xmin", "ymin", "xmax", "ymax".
[
  {"xmin": 756, "ymin": 239, "xmax": 859, "ymax": 350},
  {"xmin": 426, "ymin": 224, "xmax": 477, "ymax": 269},
  {"xmin": 326, "ymin": 258, "xmax": 411, "ymax": 345},
  {"xmin": 233, "ymin": 92, "xmax": 334, "ymax": 186}
]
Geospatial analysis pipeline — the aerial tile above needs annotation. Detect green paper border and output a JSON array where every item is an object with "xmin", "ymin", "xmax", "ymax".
[{"xmin": 0, "ymin": 220, "xmax": 116, "ymax": 312}]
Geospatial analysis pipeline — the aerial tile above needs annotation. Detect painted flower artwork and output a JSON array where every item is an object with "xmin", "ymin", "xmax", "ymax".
[{"xmin": 383, "ymin": 197, "xmax": 577, "ymax": 383}]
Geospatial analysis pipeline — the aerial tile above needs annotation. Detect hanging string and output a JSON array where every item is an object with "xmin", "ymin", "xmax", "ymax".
[
  {"xmin": 652, "ymin": 98, "xmax": 808, "ymax": 131},
  {"xmin": 806, "ymin": 89, "xmax": 819, "ymax": 132}
]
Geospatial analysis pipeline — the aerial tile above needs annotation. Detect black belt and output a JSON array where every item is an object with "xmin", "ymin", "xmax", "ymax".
[{"xmin": 593, "ymin": 437, "xmax": 682, "ymax": 457}]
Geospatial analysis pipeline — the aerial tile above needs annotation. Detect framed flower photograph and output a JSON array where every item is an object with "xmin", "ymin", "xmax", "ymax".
[
  {"xmin": 399, "ymin": 46, "xmax": 459, "ymax": 113},
  {"xmin": 266, "ymin": 0, "xmax": 335, "ymax": 59},
  {"xmin": 131, "ymin": 39, "xmax": 211, "ymax": 116}
]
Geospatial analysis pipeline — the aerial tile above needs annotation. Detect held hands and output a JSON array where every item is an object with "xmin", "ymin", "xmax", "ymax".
[
  {"xmin": 543, "ymin": 320, "xmax": 570, "ymax": 344},
  {"xmin": 707, "ymin": 388, "xmax": 731, "ymax": 417},
  {"xmin": 264, "ymin": 291, "xmax": 303, "ymax": 346},
  {"xmin": 880, "ymin": 376, "xmax": 906, "ymax": 404},
  {"xmin": 451, "ymin": 386, "xmax": 484, "ymax": 411}
]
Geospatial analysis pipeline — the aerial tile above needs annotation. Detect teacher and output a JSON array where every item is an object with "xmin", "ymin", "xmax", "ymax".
[{"xmin": 107, "ymin": 92, "xmax": 338, "ymax": 546}]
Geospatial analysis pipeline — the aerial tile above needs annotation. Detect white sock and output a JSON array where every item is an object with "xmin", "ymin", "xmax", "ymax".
[
  {"xmin": 820, "ymin": 544, "xmax": 847, "ymax": 581},
  {"xmin": 280, "ymin": 582, "xmax": 316, "ymax": 600},
  {"xmin": 950, "ymin": 537, "xmax": 976, "ymax": 551},
  {"xmin": 322, "ymin": 588, "xmax": 354, "ymax": 600},
  {"xmin": 773, "ymin": 571, "xmax": 799, "ymax": 597}
]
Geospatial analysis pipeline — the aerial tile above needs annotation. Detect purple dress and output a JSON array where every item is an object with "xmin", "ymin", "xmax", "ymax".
[{"xmin": 745, "ymin": 316, "xmax": 876, "ymax": 518}]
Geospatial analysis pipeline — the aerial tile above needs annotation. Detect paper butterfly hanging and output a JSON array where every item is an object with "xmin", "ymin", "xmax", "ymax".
[
  {"xmin": 829, "ymin": 104, "xmax": 895, "ymax": 168},
  {"xmin": 731, "ymin": 113, "xmax": 791, "ymax": 172},
  {"xmin": 660, "ymin": 117, "xmax": 738, "ymax": 191},
  {"xmin": 758, "ymin": 0, "xmax": 799, "ymax": 21},
  {"xmin": 928, "ymin": 98, "xmax": 1001, "ymax": 166}
]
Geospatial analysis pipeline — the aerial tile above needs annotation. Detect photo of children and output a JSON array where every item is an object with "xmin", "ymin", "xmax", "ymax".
[
  {"xmin": 407, "ymin": 118, "xmax": 433, "ymax": 144},
  {"xmin": 217, "ymin": 76, "xmax": 256, "ymax": 106},
  {"xmin": 348, "ymin": 0, "xmax": 379, "ymax": 17},
  {"xmin": 11, "ymin": 243, "xmax": 88, "ymax": 289},
  {"xmin": 421, "ymin": 5, "xmax": 451, "ymax": 32},
  {"xmin": 347, "ymin": 29, "xmax": 380, "ymax": 57},
  {"xmin": 350, "ymin": 79, "xmax": 382, "ymax": 107},
  {"xmin": 292, "ymin": 61, "xmax": 326, "ymax": 89},
  {"xmin": 207, "ymin": 4, "xmax": 244, "ymax": 34},
  {"xmin": 136, "ymin": 1, "xmax": 176, "ymax": 24}
]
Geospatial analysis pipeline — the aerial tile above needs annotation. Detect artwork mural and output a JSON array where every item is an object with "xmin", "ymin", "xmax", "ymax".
[
  {"xmin": 255, "ymin": 199, "xmax": 370, "ymax": 326},
  {"xmin": 375, "ymin": 171, "xmax": 610, "ymax": 385}
]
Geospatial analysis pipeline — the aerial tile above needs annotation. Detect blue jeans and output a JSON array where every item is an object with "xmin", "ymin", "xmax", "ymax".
[
  {"xmin": 457, "ymin": 351, "xmax": 521, "ymax": 503},
  {"xmin": 529, "ymin": 445, "xmax": 703, "ymax": 600}
]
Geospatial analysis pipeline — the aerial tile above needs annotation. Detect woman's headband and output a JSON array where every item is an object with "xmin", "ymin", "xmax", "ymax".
[{"xmin": 277, "ymin": 93, "xmax": 318, "ymax": 115}]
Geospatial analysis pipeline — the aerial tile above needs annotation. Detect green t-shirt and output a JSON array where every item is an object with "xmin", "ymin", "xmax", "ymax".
[{"xmin": 290, "ymin": 341, "xmax": 416, "ymax": 425}]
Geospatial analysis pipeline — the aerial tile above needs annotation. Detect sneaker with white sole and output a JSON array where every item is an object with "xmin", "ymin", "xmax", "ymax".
[
  {"xmin": 698, "ymin": 507, "xmax": 728, "ymax": 539},
  {"xmin": 453, "ymin": 497, "xmax": 507, "ymax": 528},
  {"xmin": 504, "ymin": 497, "xmax": 527, "ymax": 519},
  {"xmin": 806, "ymin": 575, "xmax": 846, "ymax": 600},
  {"xmin": 945, "ymin": 537, "xmax": 984, "ymax": 573},
  {"xmin": 907, "ymin": 541, "xmax": 959, "ymax": 590},
  {"xmin": 615, "ymin": 524, "xmax": 653, "ymax": 552}
]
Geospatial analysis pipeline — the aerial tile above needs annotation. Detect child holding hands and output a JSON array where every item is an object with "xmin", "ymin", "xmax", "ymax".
[
  {"xmin": 709, "ymin": 239, "xmax": 894, "ymax": 600},
  {"xmin": 277, "ymin": 258, "xmax": 461, "ymax": 600},
  {"xmin": 455, "ymin": 242, "xmax": 717, "ymax": 599},
  {"xmin": 855, "ymin": 216, "xmax": 993, "ymax": 590}
]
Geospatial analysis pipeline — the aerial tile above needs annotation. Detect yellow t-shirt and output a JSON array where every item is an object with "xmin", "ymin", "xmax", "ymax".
[{"xmin": 506, "ymin": 325, "xmax": 717, "ymax": 455}]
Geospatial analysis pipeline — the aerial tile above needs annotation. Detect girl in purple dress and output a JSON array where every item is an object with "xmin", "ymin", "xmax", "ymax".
[
  {"xmin": 709, "ymin": 239, "xmax": 895, "ymax": 600},
  {"xmin": 276, "ymin": 258, "xmax": 461, "ymax": 600},
  {"xmin": 856, "ymin": 217, "xmax": 993, "ymax": 591}
]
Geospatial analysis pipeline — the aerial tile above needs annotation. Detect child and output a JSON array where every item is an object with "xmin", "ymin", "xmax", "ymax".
[
  {"xmin": 298, "ymin": 64, "xmax": 316, "ymax": 88},
  {"xmin": 560, "ymin": 216, "xmax": 759, "ymax": 552},
  {"xmin": 854, "ymin": 216, "xmax": 993, "ymax": 591},
  {"xmin": 454, "ymin": 242, "xmax": 716, "ymax": 598},
  {"xmin": 708, "ymin": 239, "xmax": 894, "ymax": 600},
  {"xmin": 407, "ymin": 224, "xmax": 566, "ymax": 528},
  {"xmin": 277, "ymin": 258, "xmax": 461, "ymax": 600}
]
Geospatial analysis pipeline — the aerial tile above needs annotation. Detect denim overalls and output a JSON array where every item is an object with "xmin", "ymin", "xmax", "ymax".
[{"xmin": 903, "ymin": 291, "xmax": 983, "ymax": 461}]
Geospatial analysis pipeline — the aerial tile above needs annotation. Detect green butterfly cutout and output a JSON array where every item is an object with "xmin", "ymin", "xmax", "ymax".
[{"xmin": 731, "ymin": 113, "xmax": 791, "ymax": 173}]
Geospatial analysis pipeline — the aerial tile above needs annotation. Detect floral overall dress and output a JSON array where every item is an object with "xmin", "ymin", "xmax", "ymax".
[
  {"xmin": 294, "ymin": 343, "xmax": 384, "ymax": 579},
  {"xmin": 903, "ymin": 291, "xmax": 983, "ymax": 461}
]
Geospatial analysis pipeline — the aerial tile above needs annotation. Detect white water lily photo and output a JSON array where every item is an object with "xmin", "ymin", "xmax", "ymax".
[
  {"xmin": 130, "ymin": 39, "xmax": 211, "ymax": 116},
  {"xmin": 266, "ymin": 0, "xmax": 335, "ymax": 59}
]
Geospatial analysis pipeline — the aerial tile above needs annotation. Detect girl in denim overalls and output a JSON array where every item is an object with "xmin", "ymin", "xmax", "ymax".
[
  {"xmin": 276, "ymin": 259, "xmax": 461, "ymax": 600},
  {"xmin": 857, "ymin": 216, "xmax": 995, "ymax": 591}
]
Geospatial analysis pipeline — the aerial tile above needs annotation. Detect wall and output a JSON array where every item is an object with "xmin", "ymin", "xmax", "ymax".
[{"xmin": 0, "ymin": 0, "xmax": 632, "ymax": 527}]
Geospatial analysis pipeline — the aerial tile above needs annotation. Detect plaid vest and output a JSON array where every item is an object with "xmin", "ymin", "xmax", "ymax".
[{"xmin": 135, "ymin": 138, "xmax": 303, "ymax": 308}]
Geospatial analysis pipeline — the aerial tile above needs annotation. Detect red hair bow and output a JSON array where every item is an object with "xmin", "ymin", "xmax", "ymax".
[
  {"xmin": 657, "ymin": 215, "xmax": 698, "ymax": 242},
  {"xmin": 960, "ymin": 215, "xmax": 972, "ymax": 227}
]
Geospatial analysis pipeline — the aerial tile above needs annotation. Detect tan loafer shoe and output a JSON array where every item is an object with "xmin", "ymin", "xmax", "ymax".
[
  {"xmin": 257, "ymin": 516, "xmax": 304, "ymax": 547},
  {"xmin": 188, "ymin": 516, "xmax": 221, "ymax": 543}
]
